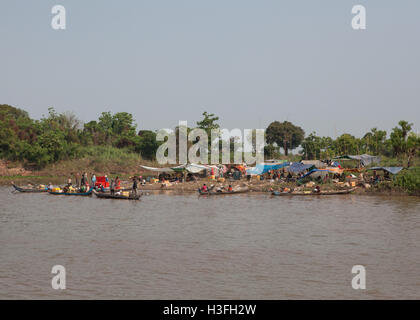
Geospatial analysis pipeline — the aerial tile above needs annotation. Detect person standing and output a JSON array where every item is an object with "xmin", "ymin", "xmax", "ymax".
[
  {"xmin": 110, "ymin": 179, "xmax": 115, "ymax": 196},
  {"xmin": 115, "ymin": 176, "xmax": 120, "ymax": 190},
  {"xmin": 132, "ymin": 176, "xmax": 138, "ymax": 196},
  {"xmin": 91, "ymin": 173, "xmax": 96, "ymax": 188}
]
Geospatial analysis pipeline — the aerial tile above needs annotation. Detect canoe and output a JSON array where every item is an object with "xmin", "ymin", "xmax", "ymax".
[
  {"xmin": 93, "ymin": 190, "xmax": 141, "ymax": 200},
  {"xmin": 198, "ymin": 187, "xmax": 249, "ymax": 196},
  {"xmin": 272, "ymin": 187, "xmax": 357, "ymax": 196},
  {"xmin": 12, "ymin": 184, "xmax": 48, "ymax": 193},
  {"xmin": 48, "ymin": 188, "xmax": 93, "ymax": 196}
]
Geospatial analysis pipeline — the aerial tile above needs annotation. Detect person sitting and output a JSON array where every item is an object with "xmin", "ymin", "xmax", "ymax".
[
  {"xmin": 201, "ymin": 184, "xmax": 208, "ymax": 192},
  {"xmin": 47, "ymin": 182, "xmax": 53, "ymax": 191},
  {"xmin": 227, "ymin": 185, "xmax": 233, "ymax": 192}
]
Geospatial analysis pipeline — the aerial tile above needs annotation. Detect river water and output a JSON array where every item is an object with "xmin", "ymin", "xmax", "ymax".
[{"xmin": 0, "ymin": 186, "xmax": 419, "ymax": 299}]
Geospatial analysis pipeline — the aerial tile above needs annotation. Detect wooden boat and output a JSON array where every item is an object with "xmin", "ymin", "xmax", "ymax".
[
  {"xmin": 198, "ymin": 187, "xmax": 249, "ymax": 196},
  {"xmin": 272, "ymin": 187, "xmax": 357, "ymax": 196},
  {"xmin": 12, "ymin": 184, "xmax": 48, "ymax": 193},
  {"xmin": 93, "ymin": 190, "xmax": 141, "ymax": 200},
  {"xmin": 48, "ymin": 187, "xmax": 93, "ymax": 196}
]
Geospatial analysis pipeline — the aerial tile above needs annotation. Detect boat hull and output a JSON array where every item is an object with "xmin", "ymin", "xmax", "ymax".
[
  {"xmin": 12, "ymin": 184, "xmax": 48, "ymax": 193},
  {"xmin": 48, "ymin": 188, "xmax": 93, "ymax": 196},
  {"xmin": 198, "ymin": 188, "xmax": 249, "ymax": 196},
  {"xmin": 93, "ymin": 190, "xmax": 141, "ymax": 200},
  {"xmin": 272, "ymin": 188, "xmax": 356, "ymax": 196}
]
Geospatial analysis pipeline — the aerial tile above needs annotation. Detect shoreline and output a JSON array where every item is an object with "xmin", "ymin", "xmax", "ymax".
[{"xmin": 3, "ymin": 174, "xmax": 418, "ymax": 197}]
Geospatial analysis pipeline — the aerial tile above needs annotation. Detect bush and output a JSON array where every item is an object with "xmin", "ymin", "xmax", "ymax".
[{"xmin": 393, "ymin": 167, "xmax": 420, "ymax": 194}]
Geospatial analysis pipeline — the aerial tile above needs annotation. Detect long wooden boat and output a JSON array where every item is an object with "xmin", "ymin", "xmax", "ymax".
[
  {"xmin": 93, "ymin": 190, "xmax": 141, "ymax": 200},
  {"xmin": 12, "ymin": 184, "xmax": 48, "ymax": 193},
  {"xmin": 272, "ymin": 187, "xmax": 357, "ymax": 196},
  {"xmin": 198, "ymin": 187, "xmax": 249, "ymax": 196},
  {"xmin": 48, "ymin": 188, "xmax": 93, "ymax": 196}
]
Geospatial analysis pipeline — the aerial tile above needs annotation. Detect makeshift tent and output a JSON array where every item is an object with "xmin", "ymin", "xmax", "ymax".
[
  {"xmin": 246, "ymin": 162, "xmax": 289, "ymax": 175},
  {"xmin": 368, "ymin": 167, "xmax": 403, "ymax": 175},
  {"xmin": 287, "ymin": 162, "xmax": 314, "ymax": 174},
  {"xmin": 299, "ymin": 168, "xmax": 340, "ymax": 180},
  {"xmin": 185, "ymin": 164, "xmax": 207, "ymax": 173},
  {"xmin": 140, "ymin": 165, "xmax": 186, "ymax": 173},
  {"xmin": 301, "ymin": 160, "xmax": 327, "ymax": 169},
  {"xmin": 333, "ymin": 154, "xmax": 381, "ymax": 167}
]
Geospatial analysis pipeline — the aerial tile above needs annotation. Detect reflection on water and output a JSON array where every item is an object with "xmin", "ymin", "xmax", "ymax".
[{"xmin": 0, "ymin": 187, "xmax": 419, "ymax": 299}]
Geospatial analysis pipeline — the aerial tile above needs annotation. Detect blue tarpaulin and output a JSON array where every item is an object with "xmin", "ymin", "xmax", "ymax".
[
  {"xmin": 287, "ymin": 162, "xmax": 314, "ymax": 174},
  {"xmin": 246, "ymin": 162, "xmax": 290, "ymax": 175},
  {"xmin": 368, "ymin": 167, "xmax": 404, "ymax": 175}
]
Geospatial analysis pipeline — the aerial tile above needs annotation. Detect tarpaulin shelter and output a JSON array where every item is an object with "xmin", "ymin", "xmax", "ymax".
[
  {"xmin": 301, "ymin": 160, "xmax": 327, "ymax": 169},
  {"xmin": 333, "ymin": 154, "xmax": 381, "ymax": 167},
  {"xmin": 140, "ymin": 163, "xmax": 223, "ymax": 174},
  {"xmin": 368, "ymin": 167, "xmax": 403, "ymax": 175},
  {"xmin": 287, "ymin": 162, "xmax": 314, "ymax": 174},
  {"xmin": 299, "ymin": 168, "xmax": 341, "ymax": 180},
  {"xmin": 140, "ymin": 165, "xmax": 186, "ymax": 173},
  {"xmin": 246, "ymin": 162, "xmax": 289, "ymax": 175}
]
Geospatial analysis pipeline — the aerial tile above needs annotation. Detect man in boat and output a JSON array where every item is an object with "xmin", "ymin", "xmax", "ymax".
[
  {"xmin": 91, "ymin": 173, "xmax": 96, "ymax": 187},
  {"xmin": 313, "ymin": 185, "xmax": 321, "ymax": 194},
  {"xmin": 110, "ymin": 179, "xmax": 115, "ymax": 196},
  {"xmin": 80, "ymin": 173, "xmax": 87, "ymax": 186},
  {"xmin": 201, "ymin": 184, "xmax": 208, "ymax": 192},
  {"xmin": 115, "ymin": 176, "xmax": 121, "ymax": 190},
  {"xmin": 132, "ymin": 176, "xmax": 138, "ymax": 196},
  {"xmin": 63, "ymin": 178, "xmax": 72, "ymax": 193}
]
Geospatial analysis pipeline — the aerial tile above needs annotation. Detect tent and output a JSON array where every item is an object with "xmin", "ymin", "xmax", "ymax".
[
  {"xmin": 246, "ymin": 162, "xmax": 289, "ymax": 175},
  {"xmin": 301, "ymin": 160, "xmax": 327, "ymax": 169},
  {"xmin": 368, "ymin": 167, "xmax": 403, "ymax": 175},
  {"xmin": 299, "ymin": 168, "xmax": 341, "ymax": 180},
  {"xmin": 333, "ymin": 154, "xmax": 381, "ymax": 167},
  {"xmin": 287, "ymin": 162, "xmax": 315, "ymax": 174},
  {"xmin": 140, "ymin": 165, "xmax": 186, "ymax": 173}
]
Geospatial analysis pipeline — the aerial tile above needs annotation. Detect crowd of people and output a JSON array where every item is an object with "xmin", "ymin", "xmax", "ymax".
[{"xmin": 57, "ymin": 172, "xmax": 144, "ymax": 195}]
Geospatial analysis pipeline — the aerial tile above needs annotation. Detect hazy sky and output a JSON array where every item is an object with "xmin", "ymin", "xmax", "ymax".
[{"xmin": 1, "ymin": 0, "xmax": 419, "ymax": 138}]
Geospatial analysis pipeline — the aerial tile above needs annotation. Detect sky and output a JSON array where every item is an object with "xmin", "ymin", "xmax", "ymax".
[{"xmin": 1, "ymin": 0, "xmax": 419, "ymax": 138}]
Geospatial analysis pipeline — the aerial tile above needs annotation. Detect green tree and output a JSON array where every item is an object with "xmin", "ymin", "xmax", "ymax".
[
  {"xmin": 390, "ymin": 120, "xmax": 413, "ymax": 156},
  {"xmin": 333, "ymin": 133, "xmax": 359, "ymax": 155},
  {"xmin": 301, "ymin": 132, "xmax": 322, "ymax": 160},
  {"xmin": 266, "ymin": 121, "xmax": 304, "ymax": 156},
  {"xmin": 135, "ymin": 130, "xmax": 160, "ymax": 160},
  {"xmin": 196, "ymin": 112, "xmax": 220, "ymax": 137},
  {"xmin": 406, "ymin": 133, "xmax": 420, "ymax": 168}
]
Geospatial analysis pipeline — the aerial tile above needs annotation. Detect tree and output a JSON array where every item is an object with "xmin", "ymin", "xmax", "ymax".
[
  {"xmin": 135, "ymin": 131, "xmax": 160, "ymax": 160},
  {"xmin": 333, "ymin": 133, "xmax": 358, "ymax": 155},
  {"xmin": 301, "ymin": 132, "xmax": 322, "ymax": 160},
  {"xmin": 362, "ymin": 128, "xmax": 387, "ymax": 155},
  {"xmin": 265, "ymin": 121, "xmax": 304, "ymax": 156},
  {"xmin": 196, "ymin": 112, "xmax": 219, "ymax": 137},
  {"xmin": 406, "ymin": 133, "xmax": 420, "ymax": 168},
  {"xmin": 390, "ymin": 120, "xmax": 413, "ymax": 156}
]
